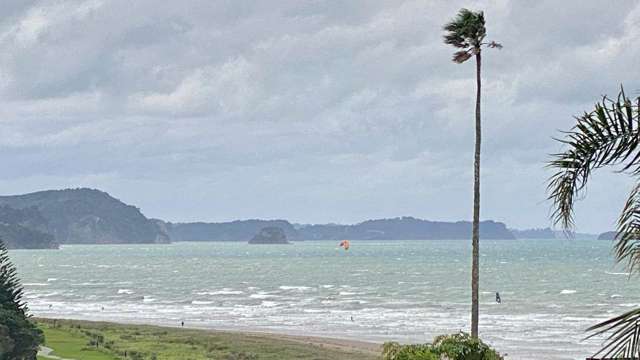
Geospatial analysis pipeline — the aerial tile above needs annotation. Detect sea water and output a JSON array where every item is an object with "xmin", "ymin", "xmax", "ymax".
[{"xmin": 10, "ymin": 240, "xmax": 639, "ymax": 360}]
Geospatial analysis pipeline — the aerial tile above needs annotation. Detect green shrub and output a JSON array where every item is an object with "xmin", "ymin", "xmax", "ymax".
[
  {"xmin": 382, "ymin": 342, "xmax": 438, "ymax": 360},
  {"xmin": 432, "ymin": 333, "xmax": 502, "ymax": 360},
  {"xmin": 226, "ymin": 351, "xmax": 258, "ymax": 360},
  {"xmin": 382, "ymin": 333, "xmax": 502, "ymax": 360}
]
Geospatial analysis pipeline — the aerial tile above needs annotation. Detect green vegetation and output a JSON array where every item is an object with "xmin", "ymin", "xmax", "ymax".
[
  {"xmin": 36, "ymin": 319, "xmax": 378, "ymax": 360},
  {"xmin": 548, "ymin": 87, "xmax": 640, "ymax": 358},
  {"xmin": 0, "ymin": 206, "xmax": 57, "ymax": 249},
  {"xmin": 382, "ymin": 333, "xmax": 502, "ymax": 360},
  {"xmin": 442, "ymin": 8, "xmax": 501, "ymax": 338},
  {"xmin": 37, "ymin": 324, "xmax": 116, "ymax": 360},
  {"xmin": 0, "ymin": 188, "xmax": 169, "ymax": 245},
  {"xmin": 0, "ymin": 240, "xmax": 43, "ymax": 359}
]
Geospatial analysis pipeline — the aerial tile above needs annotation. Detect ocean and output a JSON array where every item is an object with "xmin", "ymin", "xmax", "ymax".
[{"xmin": 10, "ymin": 239, "xmax": 639, "ymax": 360}]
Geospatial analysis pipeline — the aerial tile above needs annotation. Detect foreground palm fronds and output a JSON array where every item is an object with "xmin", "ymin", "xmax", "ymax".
[{"xmin": 548, "ymin": 87, "xmax": 640, "ymax": 357}]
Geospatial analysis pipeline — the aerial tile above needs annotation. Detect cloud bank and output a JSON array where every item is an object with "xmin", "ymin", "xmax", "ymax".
[{"xmin": 0, "ymin": 0, "xmax": 639, "ymax": 232}]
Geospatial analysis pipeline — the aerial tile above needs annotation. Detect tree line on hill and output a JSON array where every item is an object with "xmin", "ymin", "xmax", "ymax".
[{"xmin": 0, "ymin": 188, "xmax": 611, "ymax": 249}]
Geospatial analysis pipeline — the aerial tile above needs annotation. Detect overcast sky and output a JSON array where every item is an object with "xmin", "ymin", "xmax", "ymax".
[{"xmin": 0, "ymin": 1, "xmax": 639, "ymax": 232}]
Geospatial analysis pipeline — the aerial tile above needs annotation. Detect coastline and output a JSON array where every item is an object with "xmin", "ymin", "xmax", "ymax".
[
  {"xmin": 35, "ymin": 317, "xmax": 381, "ymax": 359},
  {"xmin": 17, "ymin": 240, "xmax": 615, "ymax": 360}
]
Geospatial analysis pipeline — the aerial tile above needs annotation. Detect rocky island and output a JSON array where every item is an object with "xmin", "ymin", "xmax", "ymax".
[
  {"xmin": 598, "ymin": 231, "xmax": 616, "ymax": 240},
  {"xmin": 249, "ymin": 227, "xmax": 290, "ymax": 244}
]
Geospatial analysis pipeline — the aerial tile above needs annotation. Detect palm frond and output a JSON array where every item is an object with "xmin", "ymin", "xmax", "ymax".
[
  {"xmin": 443, "ymin": 32, "xmax": 467, "ymax": 49},
  {"xmin": 614, "ymin": 182, "xmax": 640, "ymax": 273},
  {"xmin": 443, "ymin": 8, "xmax": 486, "ymax": 50},
  {"xmin": 586, "ymin": 308, "xmax": 640, "ymax": 359},
  {"xmin": 452, "ymin": 50, "xmax": 472, "ymax": 64},
  {"xmin": 487, "ymin": 41, "xmax": 502, "ymax": 49},
  {"xmin": 0, "ymin": 239, "xmax": 28, "ymax": 315},
  {"xmin": 548, "ymin": 88, "xmax": 640, "ymax": 230}
]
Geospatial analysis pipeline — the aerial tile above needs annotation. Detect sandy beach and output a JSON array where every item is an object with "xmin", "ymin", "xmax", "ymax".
[{"xmin": 36, "ymin": 318, "xmax": 381, "ymax": 360}]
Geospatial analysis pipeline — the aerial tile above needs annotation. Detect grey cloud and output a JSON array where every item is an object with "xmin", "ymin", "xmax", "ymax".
[{"xmin": 0, "ymin": 1, "xmax": 638, "ymax": 232}]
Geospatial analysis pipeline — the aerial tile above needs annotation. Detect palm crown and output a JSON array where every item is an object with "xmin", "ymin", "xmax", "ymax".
[{"xmin": 443, "ymin": 9, "xmax": 500, "ymax": 63}]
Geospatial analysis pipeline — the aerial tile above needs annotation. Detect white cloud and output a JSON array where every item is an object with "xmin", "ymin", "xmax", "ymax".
[
  {"xmin": 0, "ymin": 0, "xmax": 638, "ymax": 232},
  {"xmin": 129, "ymin": 57, "xmax": 259, "ymax": 116}
]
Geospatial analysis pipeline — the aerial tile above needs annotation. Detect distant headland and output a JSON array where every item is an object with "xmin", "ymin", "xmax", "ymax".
[{"xmin": 0, "ymin": 188, "xmax": 600, "ymax": 249}]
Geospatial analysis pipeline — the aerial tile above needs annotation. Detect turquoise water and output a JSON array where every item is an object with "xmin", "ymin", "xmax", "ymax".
[{"xmin": 9, "ymin": 240, "xmax": 640, "ymax": 359}]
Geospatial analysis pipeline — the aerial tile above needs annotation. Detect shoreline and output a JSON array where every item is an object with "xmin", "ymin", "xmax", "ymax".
[
  {"xmin": 35, "ymin": 317, "xmax": 381, "ymax": 357},
  {"xmin": 34, "ymin": 313, "xmax": 386, "ymax": 346}
]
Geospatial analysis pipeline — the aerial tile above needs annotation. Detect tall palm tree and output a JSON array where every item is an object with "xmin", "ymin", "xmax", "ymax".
[
  {"xmin": 548, "ymin": 87, "xmax": 640, "ymax": 358},
  {"xmin": 443, "ymin": 9, "xmax": 501, "ymax": 338}
]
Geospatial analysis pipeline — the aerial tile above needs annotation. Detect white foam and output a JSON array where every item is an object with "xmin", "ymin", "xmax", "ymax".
[
  {"xmin": 117, "ymin": 289, "xmax": 134, "ymax": 295},
  {"xmin": 260, "ymin": 301, "xmax": 279, "ymax": 307},
  {"xmin": 560, "ymin": 289, "xmax": 577, "ymax": 295},
  {"xmin": 339, "ymin": 291, "xmax": 357, "ymax": 296},
  {"xmin": 211, "ymin": 290, "xmax": 243, "ymax": 295},
  {"xmin": 196, "ymin": 289, "xmax": 244, "ymax": 296},
  {"xmin": 605, "ymin": 271, "xmax": 630, "ymax": 276},
  {"xmin": 619, "ymin": 303, "xmax": 640, "ymax": 307},
  {"xmin": 250, "ymin": 293, "xmax": 275, "ymax": 299},
  {"xmin": 72, "ymin": 282, "xmax": 107, "ymax": 286},
  {"xmin": 279, "ymin": 286, "xmax": 312, "ymax": 291},
  {"xmin": 192, "ymin": 300, "xmax": 214, "ymax": 305}
]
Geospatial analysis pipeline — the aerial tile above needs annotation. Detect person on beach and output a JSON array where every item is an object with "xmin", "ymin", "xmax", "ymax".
[{"xmin": 495, "ymin": 292, "xmax": 501, "ymax": 304}]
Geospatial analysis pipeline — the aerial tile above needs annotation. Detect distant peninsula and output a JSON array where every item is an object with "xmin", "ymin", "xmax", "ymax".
[
  {"xmin": 0, "ymin": 187, "xmax": 584, "ymax": 249},
  {"xmin": 509, "ymin": 227, "xmax": 599, "ymax": 240},
  {"xmin": 166, "ymin": 219, "xmax": 300, "ymax": 242},
  {"xmin": 0, "ymin": 205, "xmax": 57, "ymax": 249},
  {"xmin": 0, "ymin": 188, "xmax": 169, "ymax": 248},
  {"xmin": 509, "ymin": 227, "xmax": 556, "ymax": 239},
  {"xmin": 166, "ymin": 216, "xmax": 515, "ymax": 241}
]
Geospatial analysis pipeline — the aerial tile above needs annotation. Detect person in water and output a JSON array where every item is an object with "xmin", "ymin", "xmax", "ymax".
[{"xmin": 495, "ymin": 292, "xmax": 501, "ymax": 304}]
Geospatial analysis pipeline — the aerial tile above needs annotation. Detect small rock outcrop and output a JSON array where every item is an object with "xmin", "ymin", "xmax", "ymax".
[
  {"xmin": 598, "ymin": 231, "xmax": 617, "ymax": 240},
  {"xmin": 249, "ymin": 227, "xmax": 289, "ymax": 244}
]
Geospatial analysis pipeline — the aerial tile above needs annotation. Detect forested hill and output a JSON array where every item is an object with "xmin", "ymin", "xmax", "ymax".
[
  {"xmin": 0, "ymin": 205, "xmax": 57, "ymax": 249},
  {"xmin": 509, "ymin": 227, "xmax": 556, "ymax": 239},
  {"xmin": 0, "ymin": 188, "xmax": 169, "ymax": 245},
  {"xmin": 167, "ymin": 217, "xmax": 515, "ymax": 241},
  {"xmin": 166, "ymin": 220, "xmax": 300, "ymax": 242},
  {"xmin": 0, "ymin": 188, "xmax": 518, "ymax": 248},
  {"xmin": 298, "ymin": 217, "xmax": 515, "ymax": 240}
]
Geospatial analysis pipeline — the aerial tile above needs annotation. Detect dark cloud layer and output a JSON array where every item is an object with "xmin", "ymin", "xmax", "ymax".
[{"xmin": 0, "ymin": 0, "xmax": 638, "ymax": 232}]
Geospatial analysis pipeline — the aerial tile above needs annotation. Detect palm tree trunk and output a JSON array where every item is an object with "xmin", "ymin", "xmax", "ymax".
[{"xmin": 471, "ymin": 51, "xmax": 481, "ymax": 339}]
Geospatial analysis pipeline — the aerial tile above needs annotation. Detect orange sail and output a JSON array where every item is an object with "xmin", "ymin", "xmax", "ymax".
[{"xmin": 339, "ymin": 240, "xmax": 350, "ymax": 250}]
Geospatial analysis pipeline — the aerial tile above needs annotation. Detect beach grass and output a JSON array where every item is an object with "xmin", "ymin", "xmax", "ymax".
[
  {"xmin": 36, "ymin": 318, "xmax": 379, "ymax": 360},
  {"xmin": 36, "ymin": 323, "xmax": 117, "ymax": 360}
]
